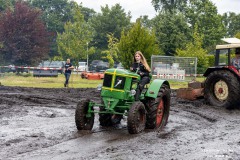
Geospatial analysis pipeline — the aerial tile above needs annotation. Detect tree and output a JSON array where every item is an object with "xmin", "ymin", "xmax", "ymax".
[
  {"xmin": 57, "ymin": 5, "xmax": 94, "ymax": 66},
  {"xmin": 151, "ymin": 0, "xmax": 188, "ymax": 13},
  {"xmin": 184, "ymin": 0, "xmax": 225, "ymax": 49},
  {"xmin": 222, "ymin": 12, "xmax": 240, "ymax": 37},
  {"xmin": 152, "ymin": 0, "xmax": 225, "ymax": 51},
  {"xmin": 0, "ymin": 1, "xmax": 49, "ymax": 66},
  {"xmin": 28, "ymin": 0, "xmax": 76, "ymax": 58},
  {"xmin": 0, "ymin": 0, "xmax": 15, "ymax": 12},
  {"xmin": 153, "ymin": 12, "xmax": 191, "ymax": 55},
  {"xmin": 177, "ymin": 25, "xmax": 208, "ymax": 73},
  {"xmin": 236, "ymin": 32, "xmax": 240, "ymax": 39},
  {"xmin": 101, "ymin": 33, "xmax": 119, "ymax": 68},
  {"xmin": 90, "ymin": 3, "xmax": 131, "ymax": 50},
  {"xmin": 118, "ymin": 20, "xmax": 160, "ymax": 69},
  {"xmin": 79, "ymin": 5, "xmax": 96, "ymax": 22}
]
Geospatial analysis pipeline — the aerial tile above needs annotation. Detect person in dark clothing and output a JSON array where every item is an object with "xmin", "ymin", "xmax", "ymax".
[
  {"xmin": 232, "ymin": 48, "xmax": 240, "ymax": 70},
  {"xmin": 130, "ymin": 51, "xmax": 151, "ymax": 100},
  {"xmin": 64, "ymin": 59, "xmax": 74, "ymax": 87}
]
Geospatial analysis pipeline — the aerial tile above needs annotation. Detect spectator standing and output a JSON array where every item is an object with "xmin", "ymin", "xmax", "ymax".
[{"xmin": 64, "ymin": 59, "xmax": 74, "ymax": 87}]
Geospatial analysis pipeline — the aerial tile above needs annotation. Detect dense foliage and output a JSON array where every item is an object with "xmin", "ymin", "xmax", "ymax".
[
  {"xmin": 0, "ymin": 1, "xmax": 49, "ymax": 66},
  {"xmin": 118, "ymin": 20, "xmax": 160, "ymax": 69},
  {"xmin": 0, "ymin": 0, "xmax": 239, "ymax": 73},
  {"xmin": 56, "ymin": 4, "xmax": 94, "ymax": 65}
]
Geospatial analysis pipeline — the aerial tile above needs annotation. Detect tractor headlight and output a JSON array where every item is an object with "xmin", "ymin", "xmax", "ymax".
[{"xmin": 130, "ymin": 89, "xmax": 136, "ymax": 96}]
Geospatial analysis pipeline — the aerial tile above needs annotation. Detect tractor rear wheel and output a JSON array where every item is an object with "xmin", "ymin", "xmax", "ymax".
[
  {"xmin": 75, "ymin": 99, "xmax": 94, "ymax": 130},
  {"xmin": 204, "ymin": 70, "xmax": 240, "ymax": 108},
  {"xmin": 127, "ymin": 101, "xmax": 146, "ymax": 134},
  {"xmin": 145, "ymin": 84, "xmax": 170, "ymax": 130}
]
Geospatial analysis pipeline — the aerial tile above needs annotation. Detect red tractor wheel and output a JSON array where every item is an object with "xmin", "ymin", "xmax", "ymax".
[
  {"xmin": 204, "ymin": 70, "xmax": 240, "ymax": 108},
  {"xmin": 75, "ymin": 99, "xmax": 94, "ymax": 130},
  {"xmin": 145, "ymin": 84, "xmax": 170, "ymax": 130},
  {"xmin": 127, "ymin": 101, "xmax": 146, "ymax": 134}
]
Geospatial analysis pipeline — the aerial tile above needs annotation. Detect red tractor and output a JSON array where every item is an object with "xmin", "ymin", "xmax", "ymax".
[{"xmin": 203, "ymin": 38, "xmax": 240, "ymax": 108}]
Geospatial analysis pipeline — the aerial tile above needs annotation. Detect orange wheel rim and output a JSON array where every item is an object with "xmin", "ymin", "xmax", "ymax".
[{"xmin": 156, "ymin": 99, "xmax": 164, "ymax": 127}]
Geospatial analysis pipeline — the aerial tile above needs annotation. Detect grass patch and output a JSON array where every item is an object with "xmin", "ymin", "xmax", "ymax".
[
  {"xmin": 0, "ymin": 73, "xmax": 102, "ymax": 88},
  {"xmin": 0, "ymin": 72, "xmax": 205, "ymax": 89}
]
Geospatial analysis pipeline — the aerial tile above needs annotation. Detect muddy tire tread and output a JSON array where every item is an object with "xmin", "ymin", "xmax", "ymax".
[
  {"xmin": 75, "ymin": 99, "xmax": 94, "ymax": 130},
  {"xmin": 99, "ymin": 100, "xmax": 113, "ymax": 126},
  {"xmin": 145, "ymin": 84, "xmax": 170, "ymax": 129},
  {"xmin": 127, "ymin": 101, "xmax": 146, "ymax": 134},
  {"xmin": 204, "ymin": 70, "xmax": 240, "ymax": 108}
]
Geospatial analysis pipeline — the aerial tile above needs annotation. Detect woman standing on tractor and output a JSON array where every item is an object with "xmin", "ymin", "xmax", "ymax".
[{"xmin": 130, "ymin": 51, "xmax": 151, "ymax": 100}]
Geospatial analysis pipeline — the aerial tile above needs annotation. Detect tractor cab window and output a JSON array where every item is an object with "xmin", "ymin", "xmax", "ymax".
[
  {"xmin": 217, "ymin": 49, "xmax": 228, "ymax": 66},
  {"xmin": 114, "ymin": 76, "xmax": 126, "ymax": 89},
  {"xmin": 103, "ymin": 74, "xmax": 112, "ymax": 87}
]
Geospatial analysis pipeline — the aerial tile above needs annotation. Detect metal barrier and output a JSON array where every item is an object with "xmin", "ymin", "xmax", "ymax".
[{"xmin": 151, "ymin": 55, "xmax": 198, "ymax": 81}]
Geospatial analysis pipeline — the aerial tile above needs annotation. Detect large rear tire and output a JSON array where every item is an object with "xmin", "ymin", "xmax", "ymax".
[
  {"xmin": 127, "ymin": 101, "xmax": 146, "ymax": 134},
  {"xmin": 75, "ymin": 99, "xmax": 94, "ymax": 130},
  {"xmin": 145, "ymin": 84, "xmax": 170, "ymax": 130},
  {"xmin": 204, "ymin": 70, "xmax": 240, "ymax": 108}
]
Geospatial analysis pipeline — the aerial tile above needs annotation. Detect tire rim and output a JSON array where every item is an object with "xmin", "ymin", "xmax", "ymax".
[
  {"xmin": 156, "ymin": 98, "xmax": 164, "ymax": 127},
  {"xmin": 214, "ymin": 80, "xmax": 228, "ymax": 101}
]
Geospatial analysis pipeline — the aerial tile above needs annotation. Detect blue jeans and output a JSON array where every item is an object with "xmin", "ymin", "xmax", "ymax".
[{"xmin": 64, "ymin": 73, "xmax": 71, "ymax": 85}]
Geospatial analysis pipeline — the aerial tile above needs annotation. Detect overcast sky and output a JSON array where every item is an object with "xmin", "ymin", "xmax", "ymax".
[{"xmin": 74, "ymin": 0, "xmax": 240, "ymax": 21}]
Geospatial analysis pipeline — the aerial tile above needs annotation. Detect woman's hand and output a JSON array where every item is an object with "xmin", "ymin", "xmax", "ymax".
[{"xmin": 138, "ymin": 72, "xmax": 144, "ymax": 76}]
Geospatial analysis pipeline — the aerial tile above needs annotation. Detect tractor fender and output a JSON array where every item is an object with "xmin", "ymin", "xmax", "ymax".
[
  {"xmin": 204, "ymin": 67, "xmax": 238, "ymax": 77},
  {"xmin": 145, "ymin": 79, "xmax": 170, "ymax": 98}
]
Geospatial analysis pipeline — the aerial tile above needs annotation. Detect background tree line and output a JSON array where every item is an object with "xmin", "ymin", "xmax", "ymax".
[{"xmin": 0, "ymin": 0, "xmax": 240, "ymax": 73}]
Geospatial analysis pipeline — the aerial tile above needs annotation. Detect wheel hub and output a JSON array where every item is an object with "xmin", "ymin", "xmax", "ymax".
[{"xmin": 214, "ymin": 80, "xmax": 228, "ymax": 101}]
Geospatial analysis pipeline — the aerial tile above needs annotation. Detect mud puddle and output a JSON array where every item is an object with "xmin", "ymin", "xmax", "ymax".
[{"xmin": 0, "ymin": 86, "xmax": 240, "ymax": 160}]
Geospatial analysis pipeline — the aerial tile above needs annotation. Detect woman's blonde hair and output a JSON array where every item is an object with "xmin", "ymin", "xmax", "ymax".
[{"xmin": 134, "ymin": 51, "xmax": 151, "ymax": 72}]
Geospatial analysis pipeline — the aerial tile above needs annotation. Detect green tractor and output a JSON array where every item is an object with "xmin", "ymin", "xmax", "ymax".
[{"xmin": 75, "ymin": 68, "xmax": 171, "ymax": 134}]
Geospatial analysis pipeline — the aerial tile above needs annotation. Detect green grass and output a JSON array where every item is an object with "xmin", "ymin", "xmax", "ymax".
[
  {"xmin": 0, "ymin": 72, "xmax": 205, "ymax": 89},
  {"xmin": 0, "ymin": 73, "xmax": 102, "ymax": 88},
  {"xmin": 155, "ymin": 77, "xmax": 205, "ymax": 89}
]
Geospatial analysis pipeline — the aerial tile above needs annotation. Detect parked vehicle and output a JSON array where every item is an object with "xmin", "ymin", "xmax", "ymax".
[
  {"xmin": 75, "ymin": 62, "xmax": 87, "ymax": 72},
  {"xmin": 48, "ymin": 61, "xmax": 65, "ymax": 74},
  {"xmin": 33, "ymin": 61, "xmax": 64, "ymax": 77},
  {"xmin": 89, "ymin": 60, "xmax": 103, "ymax": 71},
  {"xmin": 114, "ymin": 62, "xmax": 124, "ymax": 69},
  {"xmin": 95, "ymin": 61, "xmax": 109, "ymax": 72}
]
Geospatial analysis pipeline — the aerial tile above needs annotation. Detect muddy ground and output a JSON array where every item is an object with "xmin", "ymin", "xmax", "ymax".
[{"xmin": 0, "ymin": 86, "xmax": 240, "ymax": 160}]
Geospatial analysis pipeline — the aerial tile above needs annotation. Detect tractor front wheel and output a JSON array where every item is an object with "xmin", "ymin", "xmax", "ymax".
[
  {"xmin": 99, "ymin": 100, "xmax": 113, "ymax": 126},
  {"xmin": 75, "ymin": 99, "xmax": 94, "ymax": 130},
  {"xmin": 99, "ymin": 107, "xmax": 113, "ymax": 127},
  {"xmin": 127, "ymin": 101, "xmax": 146, "ymax": 134},
  {"xmin": 145, "ymin": 84, "xmax": 170, "ymax": 130}
]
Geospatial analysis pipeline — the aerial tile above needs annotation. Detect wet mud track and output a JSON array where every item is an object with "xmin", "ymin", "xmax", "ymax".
[{"xmin": 0, "ymin": 86, "xmax": 240, "ymax": 160}]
